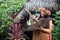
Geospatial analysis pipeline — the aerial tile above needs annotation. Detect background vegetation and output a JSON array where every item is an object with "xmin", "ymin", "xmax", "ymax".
[
  {"xmin": 0, "ymin": 0, "xmax": 25, "ymax": 39},
  {"xmin": 52, "ymin": 10, "xmax": 60, "ymax": 40}
]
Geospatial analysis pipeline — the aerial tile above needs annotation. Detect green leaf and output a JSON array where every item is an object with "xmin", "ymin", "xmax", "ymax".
[{"xmin": 56, "ymin": 11, "xmax": 60, "ymax": 15}]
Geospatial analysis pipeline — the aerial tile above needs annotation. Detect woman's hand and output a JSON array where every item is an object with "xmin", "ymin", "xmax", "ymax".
[
  {"xmin": 40, "ymin": 27, "xmax": 51, "ymax": 34},
  {"xmin": 30, "ymin": 15, "xmax": 38, "ymax": 22},
  {"xmin": 30, "ymin": 15, "xmax": 35, "ymax": 20}
]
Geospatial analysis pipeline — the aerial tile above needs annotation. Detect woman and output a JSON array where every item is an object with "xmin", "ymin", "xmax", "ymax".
[{"xmin": 32, "ymin": 7, "xmax": 52, "ymax": 40}]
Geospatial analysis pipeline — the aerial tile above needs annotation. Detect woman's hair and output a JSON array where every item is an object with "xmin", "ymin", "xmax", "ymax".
[{"xmin": 38, "ymin": 7, "xmax": 51, "ymax": 17}]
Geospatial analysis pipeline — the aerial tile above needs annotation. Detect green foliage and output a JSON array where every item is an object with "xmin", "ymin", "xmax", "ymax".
[
  {"xmin": 52, "ymin": 10, "xmax": 60, "ymax": 40},
  {"xmin": 0, "ymin": 0, "xmax": 25, "ymax": 34}
]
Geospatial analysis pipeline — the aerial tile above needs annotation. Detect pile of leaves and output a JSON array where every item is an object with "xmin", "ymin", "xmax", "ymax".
[
  {"xmin": 0, "ymin": 0, "xmax": 25, "ymax": 34},
  {"xmin": 52, "ymin": 10, "xmax": 60, "ymax": 40}
]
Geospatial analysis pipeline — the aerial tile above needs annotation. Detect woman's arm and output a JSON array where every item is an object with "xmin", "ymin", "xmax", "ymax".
[{"xmin": 40, "ymin": 20, "xmax": 52, "ymax": 34}]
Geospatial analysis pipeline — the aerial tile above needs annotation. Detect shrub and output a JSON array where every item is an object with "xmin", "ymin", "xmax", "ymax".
[{"xmin": 0, "ymin": 0, "xmax": 25, "ymax": 34}]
